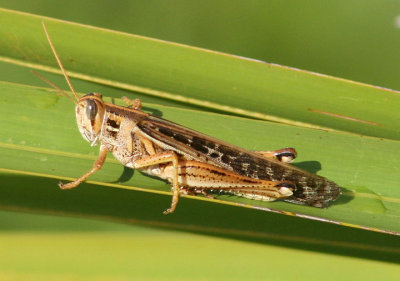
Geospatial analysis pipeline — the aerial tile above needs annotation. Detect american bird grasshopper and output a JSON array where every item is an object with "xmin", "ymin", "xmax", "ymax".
[{"xmin": 40, "ymin": 22, "xmax": 341, "ymax": 214}]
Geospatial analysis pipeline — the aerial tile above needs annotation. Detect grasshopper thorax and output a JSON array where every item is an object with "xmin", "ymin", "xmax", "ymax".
[{"xmin": 76, "ymin": 93, "xmax": 106, "ymax": 146}]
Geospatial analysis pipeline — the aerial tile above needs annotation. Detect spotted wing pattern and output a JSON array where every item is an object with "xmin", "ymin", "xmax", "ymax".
[{"xmin": 137, "ymin": 115, "xmax": 341, "ymax": 207}]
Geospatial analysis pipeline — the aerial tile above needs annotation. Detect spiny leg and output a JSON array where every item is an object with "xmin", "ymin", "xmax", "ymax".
[
  {"xmin": 121, "ymin": 96, "xmax": 142, "ymax": 110},
  {"xmin": 133, "ymin": 151, "xmax": 180, "ymax": 214},
  {"xmin": 59, "ymin": 145, "xmax": 108, "ymax": 190},
  {"xmin": 180, "ymin": 187, "xmax": 215, "ymax": 199},
  {"xmin": 254, "ymin": 147, "xmax": 297, "ymax": 163}
]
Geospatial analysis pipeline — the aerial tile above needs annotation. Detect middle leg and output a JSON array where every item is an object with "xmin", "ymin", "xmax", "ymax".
[{"xmin": 133, "ymin": 151, "xmax": 180, "ymax": 214}]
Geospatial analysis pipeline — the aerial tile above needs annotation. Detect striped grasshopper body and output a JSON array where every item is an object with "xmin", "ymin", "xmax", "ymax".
[{"xmin": 41, "ymin": 23, "xmax": 341, "ymax": 214}]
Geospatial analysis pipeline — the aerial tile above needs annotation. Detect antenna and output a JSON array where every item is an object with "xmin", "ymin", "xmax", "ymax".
[
  {"xmin": 42, "ymin": 21, "xmax": 79, "ymax": 102},
  {"xmin": 31, "ymin": 70, "xmax": 77, "ymax": 104}
]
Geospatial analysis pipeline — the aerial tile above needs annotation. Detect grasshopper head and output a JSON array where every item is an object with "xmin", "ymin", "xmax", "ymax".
[{"xmin": 76, "ymin": 93, "xmax": 106, "ymax": 146}]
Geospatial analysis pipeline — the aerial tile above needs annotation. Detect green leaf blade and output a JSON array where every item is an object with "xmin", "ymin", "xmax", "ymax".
[
  {"xmin": 1, "ymin": 82, "xmax": 400, "ymax": 235},
  {"xmin": 1, "ymin": 8, "xmax": 400, "ymax": 140}
]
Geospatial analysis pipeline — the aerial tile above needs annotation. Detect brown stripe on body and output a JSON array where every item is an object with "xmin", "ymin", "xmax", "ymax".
[{"xmin": 105, "ymin": 112, "xmax": 122, "ymax": 137}]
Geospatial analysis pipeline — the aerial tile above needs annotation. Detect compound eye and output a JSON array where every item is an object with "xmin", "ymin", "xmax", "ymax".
[{"xmin": 85, "ymin": 99, "xmax": 98, "ymax": 120}]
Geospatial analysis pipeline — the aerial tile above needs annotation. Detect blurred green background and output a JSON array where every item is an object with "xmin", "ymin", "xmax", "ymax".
[
  {"xmin": 0, "ymin": 1, "xmax": 400, "ymax": 280},
  {"xmin": 2, "ymin": 0, "xmax": 400, "ymax": 90}
]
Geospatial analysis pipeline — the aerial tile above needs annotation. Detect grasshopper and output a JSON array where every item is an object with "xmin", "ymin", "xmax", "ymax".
[{"xmin": 40, "ymin": 22, "xmax": 340, "ymax": 214}]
